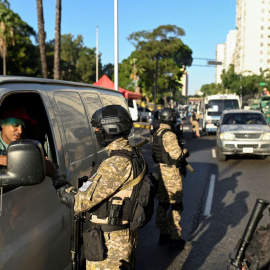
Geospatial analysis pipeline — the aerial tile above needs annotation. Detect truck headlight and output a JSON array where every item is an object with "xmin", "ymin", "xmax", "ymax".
[
  {"xmin": 220, "ymin": 132, "xmax": 234, "ymax": 140},
  {"xmin": 262, "ymin": 132, "xmax": 270, "ymax": 140}
]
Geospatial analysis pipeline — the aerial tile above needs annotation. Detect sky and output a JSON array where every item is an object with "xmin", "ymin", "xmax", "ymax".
[{"xmin": 9, "ymin": 0, "xmax": 236, "ymax": 95}]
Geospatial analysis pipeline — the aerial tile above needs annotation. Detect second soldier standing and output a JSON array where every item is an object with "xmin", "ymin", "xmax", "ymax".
[{"xmin": 152, "ymin": 108, "xmax": 190, "ymax": 249}]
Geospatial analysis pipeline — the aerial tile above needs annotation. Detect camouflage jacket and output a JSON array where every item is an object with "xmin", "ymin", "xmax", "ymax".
[
  {"xmin": 74, "ymin": 138, "xmax": 134, "ymax": 213},
  {"xmin": 157, "ymin": 123, "xmax": 182, "ymax": 161}
]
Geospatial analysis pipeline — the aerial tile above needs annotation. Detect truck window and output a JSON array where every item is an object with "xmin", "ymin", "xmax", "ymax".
[
  {"xmin": 54, "ymin": 91, "xmax": 93, "ymax": 163},
  {"xmin": 0, "ymin": 92, "xmax": 56, "ymax": 193},
  {"xmin": 81, "ymin": 92, "xmax": 104, "ymax": 152},
  {"xmin": 101, "ymin": 93, "xmax": 129, "ymax": 109}
]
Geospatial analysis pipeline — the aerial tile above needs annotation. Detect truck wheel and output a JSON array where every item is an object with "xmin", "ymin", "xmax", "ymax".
[{"xmin": 217, "ymin": 148, "xmax": 226, "ymax": 161}]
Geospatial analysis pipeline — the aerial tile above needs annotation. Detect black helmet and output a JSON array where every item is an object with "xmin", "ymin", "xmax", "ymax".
[
  {"xmin": 158, "ymin": 108, "xmax": 177, "ymax": 124},
  {"xmin": 91, "ymin": 105, "xmax": 133, "ymax": 147}
]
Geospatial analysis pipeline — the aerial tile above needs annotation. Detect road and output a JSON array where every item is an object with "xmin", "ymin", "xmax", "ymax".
[{"xmin": 134, "ymin": 120, "xmax": 270, "ymax": 270}]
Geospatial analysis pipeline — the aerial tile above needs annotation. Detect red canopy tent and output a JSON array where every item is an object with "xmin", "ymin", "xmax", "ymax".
[{"xmin": 93, "ymin": 75, "xmax": 142, "ymax": 100}]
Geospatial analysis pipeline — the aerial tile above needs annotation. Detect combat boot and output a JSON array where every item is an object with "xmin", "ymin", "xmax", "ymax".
[{"xmin": 169, "ymin": 237, "xmax": 186, "ymax": 249}]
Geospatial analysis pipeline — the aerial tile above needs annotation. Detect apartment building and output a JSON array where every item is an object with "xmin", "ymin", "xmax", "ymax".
[{"xmin": 233, "ymin": 0, "xmax": 270, "ymax": 75}]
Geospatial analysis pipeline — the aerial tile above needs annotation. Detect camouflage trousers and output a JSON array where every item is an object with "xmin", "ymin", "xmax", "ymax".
[
  {"xmin": 156, "ymin": 164, "xmax": 183, "ymax": 239},
  {"xmin": 191, "ymin": 121, "xmax": 200, "ymax": 136},
  {"xmin": 86, "ymin": 228, "xmax": 137, "ymax": 270}
]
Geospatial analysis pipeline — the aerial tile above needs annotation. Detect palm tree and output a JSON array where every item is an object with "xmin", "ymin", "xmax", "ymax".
[
  {"xmin": 36, "ymin": 0, "xmax": 47, "ymax": 78},
  {"xmin": 0, "ymin": 2, "xmax": 15, "ymax": 75},
  {"xmin": 54, "ymin": 0, "xmax": 61, "ymax": 80}
]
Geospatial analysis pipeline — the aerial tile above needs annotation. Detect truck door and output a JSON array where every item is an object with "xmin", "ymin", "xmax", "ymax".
[{"xmin": 53, "ymin": 91, "xmax": 96, "ymax": 185}]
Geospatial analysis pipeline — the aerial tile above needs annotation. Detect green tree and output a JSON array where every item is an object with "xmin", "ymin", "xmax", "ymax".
[
  {"xmin": 123, "ymin": 25, "xmax": 193, "ymax": 103},
  {"xmin": 0, "ymin": 0, "xmax": 37, "ymax": 76},
  {"xmin": 0, "ymin": 0, "xmax": 15, "ymax": 75}
]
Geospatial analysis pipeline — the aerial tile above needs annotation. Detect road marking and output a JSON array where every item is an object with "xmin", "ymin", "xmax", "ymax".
[
  {"xmin": 204, "ymin": 174, "xmax": 216, "ymax": 216},
  {"xmin": 212, "ymin": 148, "xmax": 216, "ymax": 158}
]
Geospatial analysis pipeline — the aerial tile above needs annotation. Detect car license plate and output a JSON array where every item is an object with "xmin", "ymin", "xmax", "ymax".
[{"xmin": 243, "ymin": 147, "xmax": 253, "ymax": 153}]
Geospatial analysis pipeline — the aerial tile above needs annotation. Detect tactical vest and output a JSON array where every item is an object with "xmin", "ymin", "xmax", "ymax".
[
  {"xmin": 152, "ymin": 128, "xmax": 180, "ymax": 166},
  {"xmin": 89, "ymin": 147, "xmax": 149, "ymax": 229}
]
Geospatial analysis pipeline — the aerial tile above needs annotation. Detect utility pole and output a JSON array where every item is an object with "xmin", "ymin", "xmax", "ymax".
[
  {"xmin": 154, "ymin": 52, "xmax": 159, "ymax": 111},
  {"xmin": 114, "ymin": 0, "xmax": 118, "ymax": 91},
  {"xmin": 96, "ymin": 26, "xmax": 99, "ymax": 82}
]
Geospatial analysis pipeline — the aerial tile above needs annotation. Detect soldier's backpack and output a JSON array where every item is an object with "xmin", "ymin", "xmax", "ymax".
[{"xmin": 110, "ymin": 148, "xmax": 159, "ymax": 230}]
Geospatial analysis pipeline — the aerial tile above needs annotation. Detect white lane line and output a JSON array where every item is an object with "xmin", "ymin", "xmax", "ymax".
[
  {"xmin": 212, "ymin": 148, "xmax": 216, "ymax": 158},
  {"xmin": 204, "ymin": 174, "xmax": 216, "ymax": 216}
]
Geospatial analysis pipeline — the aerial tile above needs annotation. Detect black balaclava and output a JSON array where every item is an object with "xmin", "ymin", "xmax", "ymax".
[{"xmin": 95, "ymin": 128, "xmax": 124, "ymax": 147}]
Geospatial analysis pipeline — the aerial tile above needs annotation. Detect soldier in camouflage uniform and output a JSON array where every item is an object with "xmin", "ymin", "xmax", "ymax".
[
  {"xmin": 46, "ymin": 105, "xmax": 144, "ymax": 270},
  {"xmin": 152, "ymin": 108, "xmax": 189, "ymax": 249},
  {"xmin": 0, "ymin": 108, "xmax": 37, "ymax": 169}
]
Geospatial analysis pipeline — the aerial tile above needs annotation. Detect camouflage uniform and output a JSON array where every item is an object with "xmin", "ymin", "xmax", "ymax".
[
  {"xmin": 190, "ymin": 113, "xmax": 201, "ymax": 137},
  {"xmin": 155, "ymin": 123, "xmax": 183, "ymax": 240},
  {"xmin": 74, "ymin": 138, "xmax": 138, "ymax": 270}
]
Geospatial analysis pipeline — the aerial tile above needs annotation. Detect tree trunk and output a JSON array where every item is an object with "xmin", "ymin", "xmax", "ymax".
[
  {"xmin": 3, "ymin": 49, "xmax": 6, "ymax": 76},
  {"xmin": 36, "ymin": 0, "xmax": 48, "ymax": 78},
  {"xmin": 54, "ymin": 0, "xmax": 61, "ymax": 80}
]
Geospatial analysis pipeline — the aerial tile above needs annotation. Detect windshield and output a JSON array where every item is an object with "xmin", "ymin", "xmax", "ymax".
[
  {"xmin": 222, "ymin": 113, "xmax": 267, "ymax": 125},
  {"xmin": 208, "ymin": 99, "xmax": 239, "ymax": 116}
]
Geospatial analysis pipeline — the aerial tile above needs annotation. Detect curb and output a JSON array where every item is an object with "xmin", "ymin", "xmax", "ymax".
[{"xmin": 133, "ymin": 123, "xmax": 150, "ymax": 129}]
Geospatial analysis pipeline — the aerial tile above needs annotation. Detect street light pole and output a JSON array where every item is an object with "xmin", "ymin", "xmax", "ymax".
[
  {"xmin": 114, "ymin": 0, "xmax": 118, "ymax": 91},
  {"xmin": 154, "ymin": 52, "xmax": 159, "ymax": 110},
  {"xmin": 96, "ymin": 25, "xmax": 99, "ymax": 82}
]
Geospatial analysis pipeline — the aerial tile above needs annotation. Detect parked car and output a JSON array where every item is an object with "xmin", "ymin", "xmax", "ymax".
[
  {"xmin": 150, "ymin": 109, "xmax": 183, "ymax": 141},
  {"xmin": 216, "ymin": 109, "xmax": 270, "ymax": 161},
  {"xmin": 137, "ymin": 106, "xmax": 152, "ymax": 122}
]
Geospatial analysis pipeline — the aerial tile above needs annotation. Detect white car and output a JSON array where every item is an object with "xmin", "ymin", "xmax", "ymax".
[
  {"xmin": 216, "ymin": 109, "xmax": 270, "ymax": 161},
  {"xmin": 137, "ymin": 107, "xmax": 152, "ymax": 122}
]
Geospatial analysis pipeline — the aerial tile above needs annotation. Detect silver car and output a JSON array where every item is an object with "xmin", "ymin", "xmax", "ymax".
[{"xmin": 216, "ymin": 109, "xmax": 270, "ymax": 161}]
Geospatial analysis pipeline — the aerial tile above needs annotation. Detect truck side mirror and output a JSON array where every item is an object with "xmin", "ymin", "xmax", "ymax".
[
  {"xmin": 0, "ymin": 139, "xmax": 45, "ymax": 188},
  {"xmin": 205, "ymin": 104, "xmax": 209, "ymax": 110}
]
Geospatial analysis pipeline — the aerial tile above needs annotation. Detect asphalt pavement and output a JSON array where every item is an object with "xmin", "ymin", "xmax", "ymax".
[{"xmin": 133, "ymin": 121, "xmax": 150, "ymax": 148}]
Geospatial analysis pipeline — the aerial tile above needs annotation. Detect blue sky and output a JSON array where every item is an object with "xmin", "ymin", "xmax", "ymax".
[{"xmin": 9, "ymin": 0, "xmax": 236, "ymax": 95}]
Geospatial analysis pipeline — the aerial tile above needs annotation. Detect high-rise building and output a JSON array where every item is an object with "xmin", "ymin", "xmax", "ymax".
[
  {"xmin": 215, "ymin": 31, "xmax": 236, "ymax": 84},
  {"xmin": 233, "ymin": 0, "xmax": 270, "ymax": 75},
  {"xmin": 224, "ymin": 30, "xmax": 237, "ymax": 70},
  {"xmin": 216, "ymin": 44, "xmax": 225, "ymax": 84}
]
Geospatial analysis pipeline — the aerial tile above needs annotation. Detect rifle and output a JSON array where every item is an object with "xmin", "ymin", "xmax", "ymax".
[
  {"xmin": 71, "ymin": 213, "xmax": 83, "ymax": 270},
  {"xmin": 71, "ymin": 176, "xmax": 88, "ymax": 270},
  {"xmin": 228, "ymin": 198, "xmax": 270, "ymax": 270}
]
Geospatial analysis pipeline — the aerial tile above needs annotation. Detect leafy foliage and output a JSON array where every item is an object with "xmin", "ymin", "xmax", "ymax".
[{"xmin": 120, "ymin": 25, "xmax": 192, "ymax": 102}]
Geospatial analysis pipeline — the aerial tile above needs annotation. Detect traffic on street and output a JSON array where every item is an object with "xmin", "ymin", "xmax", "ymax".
[{"xmin": 133, "ymin": 119, "xmax": 270, "ymax": 270}]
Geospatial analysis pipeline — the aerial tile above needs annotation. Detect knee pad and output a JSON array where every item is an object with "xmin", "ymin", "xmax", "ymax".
[
  {"xmin": 171, "ymin": 202, "xmax": 183, "ymax": 213},
  {"xmin": 158, "ymin": 202, "xmax": 170, "ymax": 211}
]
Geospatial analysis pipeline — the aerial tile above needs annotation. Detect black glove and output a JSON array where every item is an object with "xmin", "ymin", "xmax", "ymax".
[
  {"xmin": 183, "ymin": 149, "xmax": 190, "ymax": 158},
  {"xmin": 52, "ymin": 173, "xmax": 76, "ymax": 209}
]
